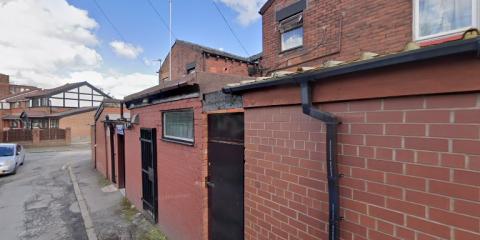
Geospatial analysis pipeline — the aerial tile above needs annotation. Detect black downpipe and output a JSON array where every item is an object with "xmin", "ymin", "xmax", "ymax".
[{"xmin": 301, "ymin": 82, "xmax": 342, "ymax": 240}]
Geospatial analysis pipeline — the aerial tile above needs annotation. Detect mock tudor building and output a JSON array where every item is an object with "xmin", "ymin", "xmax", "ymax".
[{"xmin": 0, "ymin": 81, "xmax": 111, "ymax": 143}]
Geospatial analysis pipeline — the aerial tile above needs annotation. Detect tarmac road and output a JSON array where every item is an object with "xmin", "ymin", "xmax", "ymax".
[{"xmin": 0, "ymin": 146, "xmax": 90, "ymax": 240}]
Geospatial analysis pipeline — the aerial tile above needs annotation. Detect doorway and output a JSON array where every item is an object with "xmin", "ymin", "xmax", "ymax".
[
  {"xmin": 140, "ymin": 128, "xmax": 158, "ymax": 222},
  {"xmin": 207, "ymin": 113, "xmax": 245, "ymax": 240},
  {"xmin": 117, "ymin": 133, "xmax": 126, "ymax": 188},
  {"xmin": 109, "ymin": 125, "xmax": 116, "ymax": 184}
]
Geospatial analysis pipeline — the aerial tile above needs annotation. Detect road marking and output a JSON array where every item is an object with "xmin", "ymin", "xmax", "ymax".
[{"xmin": 68, "ymin": 166, "xmax": 98, "ymax": 240}]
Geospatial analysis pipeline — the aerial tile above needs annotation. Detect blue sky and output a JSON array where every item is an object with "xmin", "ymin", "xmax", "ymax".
[
  {"xmin": 0, "ymin": 0, "xmax": 265, "ymax": 97},
  {"xmin": 69, "ymin": 0, "xmax": 264, "ymax": 75}
]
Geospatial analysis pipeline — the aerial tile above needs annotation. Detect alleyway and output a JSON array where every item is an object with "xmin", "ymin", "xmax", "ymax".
[{"xmin": 0, "ymin": 145, "xmax": 167, "ymax": 240}]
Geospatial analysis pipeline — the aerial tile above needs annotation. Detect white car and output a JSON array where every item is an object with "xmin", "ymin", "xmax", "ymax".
[{"xmin": 0, "ymin": 144, "xmax": 25, "ymax": 175}]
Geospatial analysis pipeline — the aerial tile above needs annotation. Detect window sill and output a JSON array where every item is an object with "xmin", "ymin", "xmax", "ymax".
[
  {"xmin": 417, "ymin": 34, "xmax": 464, "ymax": 47},
  {"xmin": 161, "ymin": 137, "xmax": 194, "ymax": 147},
  {"xmin": 279, "ymin": 46, "xmax": 303, "ymax": 55}
]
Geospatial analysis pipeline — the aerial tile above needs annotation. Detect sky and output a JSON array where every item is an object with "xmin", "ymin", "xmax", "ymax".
[{"xmin": 0, "ymin": 0, "xmax": 266, "ymax": 98}]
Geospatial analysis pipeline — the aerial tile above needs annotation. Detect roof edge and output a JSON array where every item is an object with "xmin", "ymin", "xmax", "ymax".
[
  {"xmin": 224, "ymin": 37, "xmax": 480, "ymax": 94},
  {"xmin": 259, "ymin": 0, "xmax": 275, "ymax": 15}
]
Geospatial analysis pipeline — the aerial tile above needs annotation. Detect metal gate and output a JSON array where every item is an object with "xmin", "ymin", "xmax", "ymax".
[
  {"xmin": 140, "ymin": 128, "xmax": 158, "ymax": 222},
  {"xmin": 207, "ymin": 113, "xmax": 244, "ymax": 240}
]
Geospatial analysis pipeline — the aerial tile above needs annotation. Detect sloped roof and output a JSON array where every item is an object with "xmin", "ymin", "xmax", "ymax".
[
  {"xmin": 2, "ymin": 81, "xmax": 111, "ymax": 102},
  {"xmin": 124, "ymin": 72, "xmax": 254, "ymax": 102},
  {"xmin": 175, "ymin": 40, "xmax": 261, "ymax": 63},
  {"xmin": 47, "ymin": 106, "xmax": 97, "ymax": 118},
  {"xmin": 0, "ymin": 89, "xmax": 40, "ymax": 102}
]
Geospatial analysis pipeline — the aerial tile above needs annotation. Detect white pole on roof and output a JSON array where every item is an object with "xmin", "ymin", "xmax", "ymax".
[{"xmin": 169, "ymin": 0, "xmax": 172, "ymax": 82}]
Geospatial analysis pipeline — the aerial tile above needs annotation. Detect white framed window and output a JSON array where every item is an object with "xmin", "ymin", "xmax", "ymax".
[
  {"xmin": 280, "ymin": 13, "xmax": 304, "ymax": 52},
  {"xmin": 414, "ymin": 0, "xmax": 479, "ymax": 41},
  {"xmin": 162, "ymin": 109, "xmax": 194, "ymax": 143}
]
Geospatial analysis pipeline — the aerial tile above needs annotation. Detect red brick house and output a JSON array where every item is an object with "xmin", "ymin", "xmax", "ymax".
[
  {"xmin": 219, "ymin": 0, "xmax": 480, "ymax": 240},
  {"xmin": 158, "ymin": 39, "xmax": 261, "ymax": 83}
]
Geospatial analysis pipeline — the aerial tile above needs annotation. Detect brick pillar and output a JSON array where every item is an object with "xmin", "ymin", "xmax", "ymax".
[
  {"xmin": 32, "ymin": 129, "xmax": 40, "ymax": 146},
  {"xmin": 65, "ymin": 127, "xmax": 71, "ymax": 145}
]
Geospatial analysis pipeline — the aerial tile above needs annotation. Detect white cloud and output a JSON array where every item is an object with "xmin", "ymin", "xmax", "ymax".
[
  {"xmin": 0, "ymin": 0, "xmax": 101, "ymax": 74},
  {"xmin": 0, "ymin": 0, "xmax": 157, "ymax": 98},
  {"xmin": 110, "ymin": 41, "xmax": 143, "ymax": 59},
  {"xmin": 216, "ymin": 0, "xmax": 267, "ymax": 26}
]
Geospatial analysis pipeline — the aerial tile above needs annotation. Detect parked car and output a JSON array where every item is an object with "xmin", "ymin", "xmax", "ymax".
[{"xmin": 0, "ymin": 144, "xmax": 25, "ymax": 175}]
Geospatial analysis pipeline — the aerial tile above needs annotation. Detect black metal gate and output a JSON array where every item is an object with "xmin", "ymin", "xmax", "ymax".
[
  {"xmin": 207, "ymin": 113, "xmax": 244, "ymax": 240},
  {"xmin": 140, "ymin": 128, "xmax": 158, "ymax": 222}
]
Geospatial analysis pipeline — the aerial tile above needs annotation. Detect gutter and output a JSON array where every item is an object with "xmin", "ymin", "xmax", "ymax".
[
  {"xmin": 223, "ymin": 37, "xmax": 480, "ymax": 94},
  {"xmin": 301, "ymin": 82, "xmax": 341, "ymax": 240},
  {"xmin": 223, "ymin": 37, "xmax": 480, "ymax": 240}
]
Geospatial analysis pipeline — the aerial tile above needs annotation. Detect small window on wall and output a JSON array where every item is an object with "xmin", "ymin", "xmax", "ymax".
[
  {"xmin": 414, "ymin": 0, "xmax": 478, "ymax": 40},
  {"xmin": 162, "ymin": 109, "xmax": 194, "ymax": 143},
  {"xmin": 279, "ymin": 13, "xmax": 304, "ymax": 52}
]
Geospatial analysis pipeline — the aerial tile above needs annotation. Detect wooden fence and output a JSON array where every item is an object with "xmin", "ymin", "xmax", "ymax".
[
  {"xmin": 2, "ymin": 129, "xmax": 33, "ymax": 142},
  {"xmin": 39, "ymin": 128, "xmax": 66, "ymax": 141}
]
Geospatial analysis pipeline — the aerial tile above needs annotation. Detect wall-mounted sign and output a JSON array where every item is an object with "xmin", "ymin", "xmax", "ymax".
[{"xmin": 116, "ymin": 125, "xmax": 125, "ymax": 135}]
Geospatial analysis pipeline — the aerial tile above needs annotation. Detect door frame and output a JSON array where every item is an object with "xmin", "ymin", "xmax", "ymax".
[
  {"xmin": 109, "ymin": 125, "xmax": 116, "ymax": 184},
  {"xmin": 117, "ymin": 133, "xmax": 126, "ymax": 188},
  {"xmin": 140, "ymin": 128, "xmax": 158, "ymax": 223},
  {"xmin": 207, "ymin": 112, "xmax": 245, "ymax": 240}
]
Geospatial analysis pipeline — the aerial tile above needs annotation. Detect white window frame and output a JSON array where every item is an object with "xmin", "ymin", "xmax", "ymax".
[
  {"xmin": 281, "ymin": 26, "xmax": 304, "ymax": 52},
  {"xmin": 413, "ymin": 0, "xmax": 479, "ymax": 41},
  {"xmin": 162, "ymin": 109, "xmax": 194, "ymax": 143}
]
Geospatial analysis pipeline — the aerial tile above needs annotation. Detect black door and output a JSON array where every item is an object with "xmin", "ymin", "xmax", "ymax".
[
  {"xmin": 140, "ymin": 128, "xmax": 158, "ymax": 222},
  {"xmin": 109, "ymin": 125, "xmax": 116, "ymax": 184},
  {"xmin": 208, "ymin": 113, "xmax": 244, "ymax": 240}
]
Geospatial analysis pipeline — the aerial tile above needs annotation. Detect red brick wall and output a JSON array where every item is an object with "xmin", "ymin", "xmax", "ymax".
[
  {"xmin": 261, "ymin": 0, "xmax": 413, "ymax": 74},
  {"xmin": 125, "ymin": 98, "xmax": 208, "ymax": 240},
  {"xmin": 244, "ymin": 93, "xmax": 480, "ymax": 240},
  {"xmin": 59, "ymin": 110, "xmax": 96, "ymax": 143},
  {"xmin": 159, "ymin": 41, "xmax": 256, "ymax": 83}
]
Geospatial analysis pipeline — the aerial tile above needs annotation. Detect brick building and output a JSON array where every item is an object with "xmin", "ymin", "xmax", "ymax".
[
  {"xmin": 121, "ymin": 71, "xmax": 250, "ymax": 240},
  {"xmin": 0, "ymin": 74, "xmax": 38, "ymax": 99},
  {"xmin": 218, "ymin": 0, "xmax": 480, "ymax": 240},
  {"xmin": 98, "ymin": 39, "xmax": 259, "ymax": 240},
  {"xmin": 92, "ymin": 99, "xmax": 128, "ymax": 188},
  {"xmin": 0, "ymin": 81, "xmax": 111, "ymax": 143},
  {"xmin": 158, "ymin": 40, "xmax": 261, "ymax": 83}
]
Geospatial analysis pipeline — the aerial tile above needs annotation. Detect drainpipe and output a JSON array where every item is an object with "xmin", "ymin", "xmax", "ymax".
[{"xmin": 300, "ymin": 82, "xmax": 342, "ymax": 240}]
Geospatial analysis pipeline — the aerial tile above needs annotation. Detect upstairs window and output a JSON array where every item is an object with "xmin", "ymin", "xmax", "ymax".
[
  {"xmin": 186, "ymin": 62, "xmax": 196, "ymax": 74},
  {"xmin": 162, "ymin": 109, "xmax": 194, "ymax": 144},
  {"xmin": 280, "ymin": 13, "xmax": 304, "ymax": 52},
  {"xmin": 415, "ymin": 0, "xmax": 478, "ymax": 40}
]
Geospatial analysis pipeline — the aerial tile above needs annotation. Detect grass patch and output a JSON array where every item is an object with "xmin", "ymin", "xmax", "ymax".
[
  {"xmin": 120, "ymin": 197, "xmax": 138, "ymax": 222},
  {"xmin": 120, "ymin": 198, "xmax": 168, "ymax": 240},
  {"xmin": 139, "ymin": 228, "xmax": 168, "ymax": 240},
  {"xmin": 98, "ymin": 176, "xmax": 111, "ymax": 187}
]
